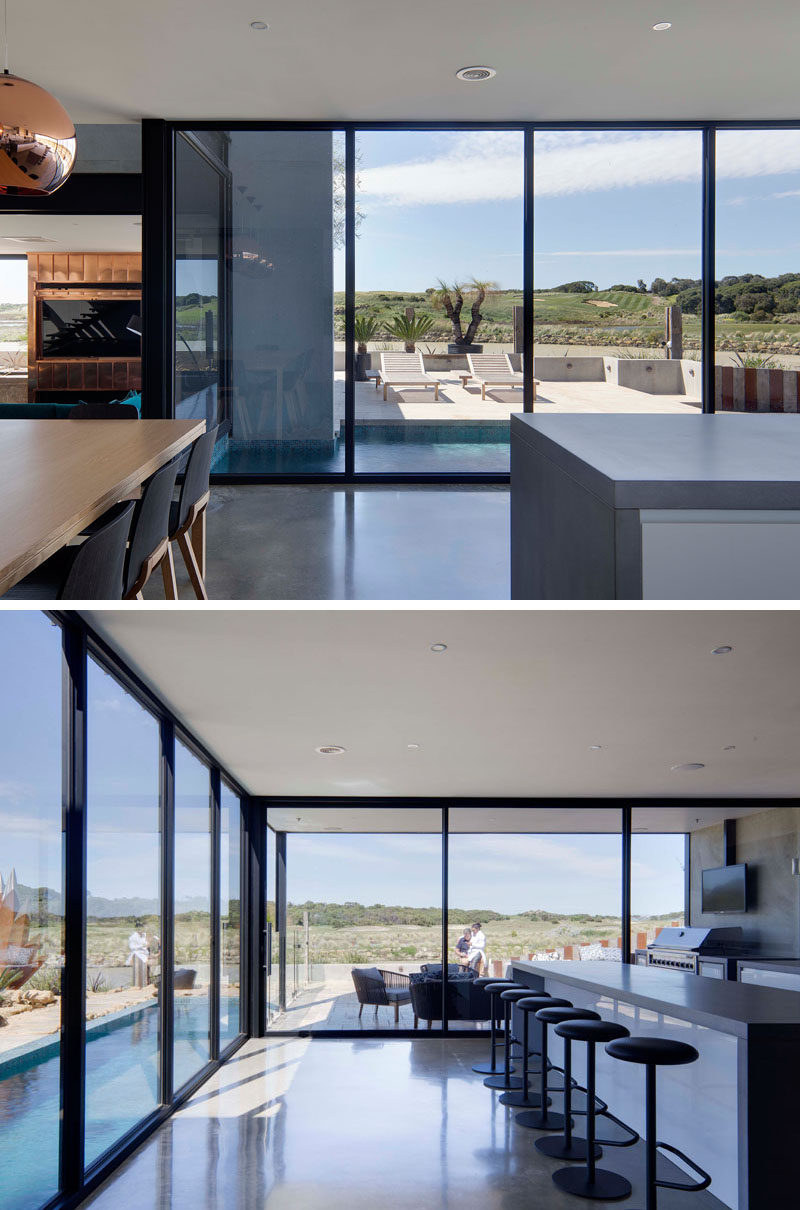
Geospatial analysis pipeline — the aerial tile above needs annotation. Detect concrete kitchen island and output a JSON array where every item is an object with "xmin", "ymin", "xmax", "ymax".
[
  {"xmin": 510, "ymin": 414, "xmax": 800, "ymax": 598},
  {"xmin": 510, "ymin": 959, "xmax": 800, "ymax": 1210}
]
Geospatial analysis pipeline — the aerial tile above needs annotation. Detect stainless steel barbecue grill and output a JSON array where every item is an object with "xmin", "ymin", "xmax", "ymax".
[{"xmin": 645, "ymin": 926, "xmax": 744, "ymax": 973}]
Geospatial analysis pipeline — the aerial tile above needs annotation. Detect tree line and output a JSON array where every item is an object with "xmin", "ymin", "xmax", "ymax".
[{"xmin": 544, "ymin": 274, "xmax": 800, "ymax": 320}]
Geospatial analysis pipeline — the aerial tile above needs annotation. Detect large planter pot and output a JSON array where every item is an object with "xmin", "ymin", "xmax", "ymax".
[
  {"xmin": 354, "ymin": 351, "xmax": 369, "ymax": 381},
  {"xmin": 448, "ymin": 343, "xmax": 483, "ymax": 355}
]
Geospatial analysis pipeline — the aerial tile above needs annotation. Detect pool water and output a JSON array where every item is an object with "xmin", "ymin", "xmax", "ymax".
[{"xmin": 0, "ymin": 995, "xmax": 236, "ymax": 1210}]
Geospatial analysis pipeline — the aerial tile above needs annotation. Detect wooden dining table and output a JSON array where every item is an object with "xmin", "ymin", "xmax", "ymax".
[{"xmin": 0, "ymin": 418, "xmax": 205, "ymax": 597}]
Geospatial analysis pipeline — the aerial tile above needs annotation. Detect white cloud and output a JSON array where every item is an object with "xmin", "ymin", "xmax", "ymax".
[
  {"xmin": 538, "ymin": 248, "xmax": 699, "ymax": 258},
  {"xmin": 358, "ymin": 129, "xmax": 800, "ymax": 209}
]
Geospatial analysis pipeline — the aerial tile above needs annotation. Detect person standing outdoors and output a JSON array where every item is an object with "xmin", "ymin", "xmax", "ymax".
[{"xmin": 468, "ymin": 921, "xmax": 486, "ymax": 974}]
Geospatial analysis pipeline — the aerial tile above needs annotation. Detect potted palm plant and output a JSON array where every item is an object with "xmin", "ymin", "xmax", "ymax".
[
  {"xmin": 430, "ymin": 278, "xmax": 495, "ymax": 353},
  {"xmin": 354, "ymin": 314, "xmax": 380, "ymax": 381},
  {"xmin": 387, "ymin": 311, "xmax": 435, "ymax": 353}
]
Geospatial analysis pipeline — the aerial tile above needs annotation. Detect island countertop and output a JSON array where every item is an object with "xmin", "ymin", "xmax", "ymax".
[
  {"xmin": 510, "ymin": 413, "xmax": 800, "ymax": 510},
  {"xmin": 512, "ymin": 959, "xmax": 800, "ymax": 1037}
]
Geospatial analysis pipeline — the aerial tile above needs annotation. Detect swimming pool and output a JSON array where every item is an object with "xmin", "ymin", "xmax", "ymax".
[{"xmin": 0, "ymin": 995, "xmax": 235, "ymax": 1210}]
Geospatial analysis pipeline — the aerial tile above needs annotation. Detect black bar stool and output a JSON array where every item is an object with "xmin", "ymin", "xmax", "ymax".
[
  {"xmin": 514, "ymin": 997, "xmax": 574, "ymax": 1130},
  {"xmin": 483, "ymin": 984, "xmax": 525, "ymax": 1089},
  {"xmin": 498, "ymin": 993, "xmax": 556, "ymax": 1106},
  {"xmin": 493, "ymin": 989, "xmax": 546, "ymax": 1102},
  {"xmin": 605, "ymin": 1036, "xmax": 711, "ymax": 1210},
  {"xmin": 551, "ymin": 1018, "xmax": 634, "ymax": 1201},
  {"xmin": 471, "ymin": 978, "xmax": 516, "ymax": 1075},
  {"xmin": 534, "ymin": 1007, "xmax": 602, "ymax": 1161}
]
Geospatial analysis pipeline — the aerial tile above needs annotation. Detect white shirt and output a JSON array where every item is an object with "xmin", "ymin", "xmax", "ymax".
[
  {"xmin": 127, "ymin": 930, "xmax": 149, "ymax": 965},
  {"xmin": 467, "ymin": 929, "xmax": 486, "ymax": 961}
]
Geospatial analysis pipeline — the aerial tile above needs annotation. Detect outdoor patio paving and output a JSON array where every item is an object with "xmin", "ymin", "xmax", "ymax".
[
  {"xmin": 343, "ymin": 371, "xmax": 700, "ymax": 421},
  {"xmin": 271, "ymin": 972, "xmax": 492, "ymax": 1032}
]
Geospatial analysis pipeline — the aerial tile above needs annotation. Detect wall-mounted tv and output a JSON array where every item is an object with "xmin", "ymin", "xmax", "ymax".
[
  {"xmin": 701, "ymin": 863, "xmax": 748, "ymax": 914},
  {"xmin": 40, "ymin": 298, "xmax": 141, "ymax": 359}
]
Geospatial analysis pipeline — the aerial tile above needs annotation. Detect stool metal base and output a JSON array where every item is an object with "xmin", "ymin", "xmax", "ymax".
[
  {"xmin": 497, "ymin": 1088, "xmax": 551, "ymax": 1108},
  {"xmin": 515, "ymin": 1108, "xmax": 570, "ymax": 1131},
  {"xmin": 535, "ymin": 1135, "xmax": 601, "ymax": 1162},
  {"xmin": 471, "ymin": 1061, "xmax": 515, "ymax": 1074},
  {"xmin": 483, "ymin": 1073, "xmax": 524, "ymax": 1090},
  {"xmin": 551, "ymin": 1167, "xmax": 632, "ymax": 1201}
]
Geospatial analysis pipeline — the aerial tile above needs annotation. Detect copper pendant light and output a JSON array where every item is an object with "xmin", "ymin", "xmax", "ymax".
[{"xmin": 0, "ymin": 1, "xmax": 76, "ymax": 196}]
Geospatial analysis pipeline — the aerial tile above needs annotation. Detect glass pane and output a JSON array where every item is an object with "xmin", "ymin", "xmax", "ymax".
[
  {"xmin": 173, "ymin": 741, "xmax": 211, "ymax": 1090},
  {"xmin": 715, "ymin": 130, "xmax": 800, "ymax": 412},
  {"xmin": 175, "ymin": 135, "xmax": 226, "ymax": 436},
  {"xmin": 354, "ymin": 130, "xmax": 523, "ymax": 472},
  {"xmin": 534, "ymin": 130, "xmax": 703, "ymax": 412},
  {"xmin": 265, "ymin": 826, "xmax": 279, "ymax": 1024},
  {"xmin": 187, "ymin": 129, "xmax": 345, "ymax": 474},
  {"xmin": 0, "ymin": 613, "xmax": 64, "ymax": 1210},
  {"xmin": 0, "ymin": 256, "xmax": 27, "ymax": 381},
  {"xmin": 267, "ymin": 807, "xmax": 442, "ymax": 1031},
  {"xmin": 448, "ymin": 807, "xmax": 622, "ymax": 1014},
  {"xmin": 219, "ymin": 784, "xmax": 241, "ymax": 1046},
  {"xmin": 631, "ymin": 811, "xmax": 686, "ymax": 957},
  {"xmin": 84, "ymin": 659, "xmax": 161, "ymax": 1166}
]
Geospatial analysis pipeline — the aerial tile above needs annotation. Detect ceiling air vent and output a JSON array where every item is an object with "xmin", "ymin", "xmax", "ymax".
[
  {"xmin": 315, "ymin": 745, "xmax": 346, "ymax": 756},
  {"xmin": 455, "ymin": 66, "xmax": 496, "ymax": 82}
]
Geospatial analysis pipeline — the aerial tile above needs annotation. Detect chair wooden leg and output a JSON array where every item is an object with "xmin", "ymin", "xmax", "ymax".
[
  {"xmin": 177, "ymin": 532, "xmax": 208, "ymax": 601},
  {"xmin": 434, "ymin": 384, "xmax": 439, "ymax": 400},
  {"xmin": 482, "ymin": 384, "xmax": 486, "ymax": 400},
  {"xmin": 160, "ymin": 544, "xmax": 178, "ymax": 600},
  {"xmin": 190, "ymin": 504, "xmax": 207, "ymax": 582}
]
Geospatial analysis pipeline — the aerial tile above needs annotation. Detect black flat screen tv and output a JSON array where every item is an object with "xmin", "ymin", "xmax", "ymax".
[
  {"xmin": 701, "ymin": 863, "xmax": 747, "ymax": 913},
  {"xmin": 40, "ymin": 298, "xmax": 141, "ymax": 359}
]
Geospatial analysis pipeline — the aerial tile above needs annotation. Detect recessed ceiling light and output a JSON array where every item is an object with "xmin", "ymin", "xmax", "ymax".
[
  {"xmin": 250, "ymin": 20, "xmax": 269, "ymax": 30},
  {"xmin": 671, "ymin": 762, "xmax": 705, "ymax": 772},
  {"xmin": 711, "ymin": 645, "xmax": 733, "ymax": 655},
  {"xmin": 723, "ymin": 745, "xmax": 736, "ymax": 751},
  {"xmin": 407, "ymin": 743, "xmax": 421, "ymax": 750},
  {"xmin": 652, "ymin": 21, "xmax": 672, "ymax": 31},
  {"xmin": 455, "ymin": 66, "xmax": 496, "ymax": 82},
  {"xmin": 315, "ymin": 745, "xmax": 346, "ymax": 756},
  {"xmin": 588, "ymin": 745, "xmax": 603, "ymax": 751},
  {"xmin": 430, "ymin": 643, "xmax": 448, "ymax": 652}
]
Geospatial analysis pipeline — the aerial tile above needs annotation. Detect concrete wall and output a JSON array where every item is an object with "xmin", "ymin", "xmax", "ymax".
[
  {"xmin": 690, "ymin": 807, "xmax": 800, "ymax": 956},
  {"xmin": 229, "ymin": 131, "xmax": 335, "ymax": 443},
  {"xmin": 603, "ymin": 357, "xmax": 701, "ymax": 397}
]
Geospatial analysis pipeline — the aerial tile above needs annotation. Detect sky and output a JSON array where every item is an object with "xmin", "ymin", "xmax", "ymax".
[
  {"xmin": 281, "ymin": 830, "xmax": 685, "ymax": 918},
  {"xmin": 5, "ymin": 128, "xmax": 800, "ymax": 305}
]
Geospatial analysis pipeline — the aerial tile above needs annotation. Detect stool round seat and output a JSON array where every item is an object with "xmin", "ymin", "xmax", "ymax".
[
  {"xmin": 517, "ymin": 995, "xmax": 557, "ymax": 1012},
  {"xmin": 555, "ymin": 1018, "xmax": 630, "ymax": 1045},
  {"xmin": 474, "ymin": 976, "xmax": 512, "ymax": 991},
  {"xmin": 605, "ymin": 1036, "xmax": 699, "ymax": 1066},
  {"xmin": 538, "ymin": 1006, "xmax": 601, "ymax": 1027},
  {"xmin": 533, "ymin": 997, "xmax": 572, "ymax": 1013},
  {"xmin": 485, "ymin": 981, "xmax": 521, "ymax": 995},
  {"xmin": 500, "ymin": 987, "xmax": 536, "ymax": 1003}
]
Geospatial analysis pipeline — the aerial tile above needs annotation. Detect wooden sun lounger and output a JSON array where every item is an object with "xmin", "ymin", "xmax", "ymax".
[
  {"xmin": 379, "ymin": 352, "xmax": 441, "ymax": 400},
  {"xmin": 465, "ymin": 353, "xmax": 538, "ymax": 401}
]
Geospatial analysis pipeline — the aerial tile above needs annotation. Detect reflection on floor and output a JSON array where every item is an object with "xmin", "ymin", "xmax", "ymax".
[
  {"xmin": 147, "ymin": 485, "xmax": 510, "ymax": 600},
  {"xmin": 81, "ymin": 1037, "xmax": 728, "ymax": 1210}
]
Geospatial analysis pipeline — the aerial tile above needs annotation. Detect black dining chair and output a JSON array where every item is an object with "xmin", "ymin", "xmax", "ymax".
[
  {"xmin": 5, "ymin": 501, "xmax": 135, "ymax": 600},
  {"xmin": 124, "ymin": 458, "xmax": 181, "ymax": 599},
  {"xmin": 70, "ymin": 400, "xmax": 140, "ymax": 419},
  {"xmin": 166, "ymin": 424, "xmax": 219, "ymax": 600}
]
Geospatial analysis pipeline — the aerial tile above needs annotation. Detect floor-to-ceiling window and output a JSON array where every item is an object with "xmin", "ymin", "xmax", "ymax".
[
  {"xmin": 85, "ymin": 656, "xmax": 162, "ymax": 1166},
  {"xmin": 715, "ymin": 129, "xmax": 800, "ymax": 412},
  {"xmin": 172, "ymin": 740, "xmax": 212, "ymax": 1090},
  {"xmin": 0, "ymin": 613, "xmax": 64, "ymax": 1210},
  {"xmin": 266, "ymin": 807, "xmax": 443, "ymax": 1031},
  {"xmin": 354, "ymin": 130, "xmax": 524, "ymax": 472},
  {"xmin": 630, "ymin": 809, "xmax": 687, "ymax": 948},
  {"xmin": 534, "ymin": 130, "xmax": 703, "ymax": 413},
  {"xmin": 448, "ymin": 807, "xmax": 624, "ymax": 998},
  {"xmin": 219, "ymin": 782, "xmax": 242, "ymax": 1046}
]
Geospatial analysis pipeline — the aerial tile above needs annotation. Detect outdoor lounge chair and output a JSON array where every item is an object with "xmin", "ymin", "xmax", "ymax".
[
  {"xmin": 379, "ymin": 352, "xmax": 441, "ymax": 401},
  {"xmin": 351, "ymin": 966, "xmax": 412, "ymax": 1023},
  {"xmin": 465, "ymin": 352, "xmax": 538, "ymax": 401}
]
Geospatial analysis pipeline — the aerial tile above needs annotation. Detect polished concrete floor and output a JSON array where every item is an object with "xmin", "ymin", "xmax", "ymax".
[
  {"xmin": 82, "ymin": 1038, "xmax": 728, "ymax": 1210},
  {"xmin": 148, "ymin": 485, "xmax": 510, "ymax": 600}
]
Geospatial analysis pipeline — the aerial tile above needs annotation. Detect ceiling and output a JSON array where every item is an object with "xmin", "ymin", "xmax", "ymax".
[
  {"xmin": 7, "ymin": 1, "xmax": 800, "ymax": 123},
  {"xmin": 82, "ymin": 608, "xmax": 800, "ymax": 804},
  {"xmin": 0, "ymin": 215, "xmax": 140, "ymax": 255}
]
